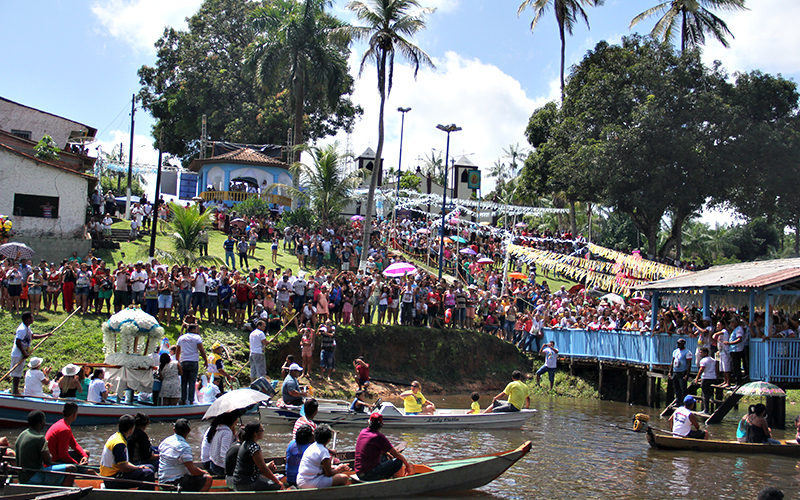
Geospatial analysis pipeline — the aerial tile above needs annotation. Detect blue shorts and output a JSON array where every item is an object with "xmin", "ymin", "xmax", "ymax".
[
  {"xmin": 158, "ymin": 294, "xmax": 173, "ymax": 308},
  {"xmin": 536, "ymin": 365, "xmax": 556, "ymax": 382},
  {"xmin": 320, "ymin": 349, "xmax": 334, "ymax": 369},
  {"xmin": 75, "ymin": 286, "xmax": 90, "ymax": 296},
  {"xmin": 28, "ymin": 464, "xmax": 72, "ymax": 486},
  {"xmin": 206, "ymin": 295, "xmax": 218, "ymax": 310}
]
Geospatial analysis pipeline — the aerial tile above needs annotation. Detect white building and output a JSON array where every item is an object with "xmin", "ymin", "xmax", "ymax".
[{"xmin": 0, "ymin": 96, "xmax": 97, "ymax": 151}]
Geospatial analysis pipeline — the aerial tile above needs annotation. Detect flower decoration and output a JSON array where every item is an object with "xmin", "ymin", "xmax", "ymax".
[{"xmin": 102, "ymin": 306, "xmax": 165, "ymax": 363}]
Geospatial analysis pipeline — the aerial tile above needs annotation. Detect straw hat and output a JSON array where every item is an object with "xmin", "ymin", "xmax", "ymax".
[
  {"xmin": 63, "ymin": 364, "xmax": 80, "ymax": 377},
  {"xmin": 28, "ymin": 357, "xmax": 43, "ymax": 369}
]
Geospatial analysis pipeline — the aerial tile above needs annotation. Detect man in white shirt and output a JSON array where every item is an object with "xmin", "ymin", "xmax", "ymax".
[
  {"xmin": 11, "ymin": 313, "xmax": 51, "ymax": 395},
  {"xmin": 129, "ymin": 262, "xmax": 148, "ymax": 307},
  {"xmin": 292, "ymin": 276, "xmax": 307, "ymax": 312},
  {"xmin": 694, "ymin": 347, "xmax": 717, "ymax": 414},
  {"xmin": 276, "ymin": 275, "xmax": 292, "ymax": 312},
  {"xmin": 192, "ymin": 267, "xmax": 208, "ymax": 318},
  {"xmin": 249, "ymin": 320, "xmax": 269, "ymax": 383},
  {"xmin": 176, "ymin": 325, "xmax": 208, "ymax": 405}
]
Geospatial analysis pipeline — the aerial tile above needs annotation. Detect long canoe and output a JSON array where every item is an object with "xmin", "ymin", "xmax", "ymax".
[
  {"xmin": 0, "ymin": 394, "xmax": 210, "ymax": 427},
  {"xmin": 646, "ymin": 427, "xmax": 800, "ymax": 457},
  {"xmin": 2, "ymin": 441, "xmax": 532, "ymax": 500},
  {"xmin": 259, "ymin": 401, "xmax": 537, "ymax": 430}
]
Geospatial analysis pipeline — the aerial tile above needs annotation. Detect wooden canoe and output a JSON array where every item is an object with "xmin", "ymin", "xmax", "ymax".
[
  {"xmin": 2, "ymin": 441, "xmax": 532, "ymax": 500},
  {"xmin": 646, "ymin": 427, "xmax": 800, "ymax": 457}
]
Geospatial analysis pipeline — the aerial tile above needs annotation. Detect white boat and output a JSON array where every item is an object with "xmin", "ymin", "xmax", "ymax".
[{"xmin": 258, "ymin": 400, "xmax": 536, "ymax": 429}]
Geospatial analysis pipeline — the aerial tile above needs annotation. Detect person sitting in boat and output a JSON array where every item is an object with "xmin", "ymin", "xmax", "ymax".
[
  {"xmin": 297, "ymin": 424, "xmax": 351, "ymax": 489},
  {"xmin": 468, "ymin": 392, "xmax": 481, "ymax": 414},
  {"xmin": 285, "ymin": 424, "xmax": 314, "ymax": 487},
  {"xmin": 232, "ymin": 423, "xmax": 286, "ymax": 491},
  {"xmin": 128, "ymin": 413, "xmax": 159, "ymax": 472},
  {"xmin": 224, "ymin": 427, "xmax": 245, "ymax": 490},
  {"xmin": 15, "ymin": 410, "xmax": 76, "ymax": 486},
  {"xmin": 354, "ymin": 412, "xmax": 414, "ymax": 481},
  {"xmin": 202, "ymin": 411, "xmax": 238, "ymax": 476},
  {"xmin": 400, "ymin": 381, "xmax": 436, "ymax": 415},
  {"xmin": 486, "ymin": 370, "xmax": 530, "ymax": 413},
  {"xmin": 158, "ymin": 419, "xmax": 212, "ymax": 492},
  {"xmin": 45, "ymin": 402, "xmax": 91, "ymax": 470},
  {"xmin": 668, "ymin": 396, "xmax": 708, "ymax": 440},
  {"xmin": 351, "ymin": 390, "xmax": 370, "ymax": 413},
  {"xmin": 745, "ymin": 404, "xmax": 781, "ymax": 445},
  {"xmin": 58, "ymin": 364, "xmax": 82, "ymax": 398},
  {"xmin": 87, "ymin": 368, "xmax": 110, "ymax": 403},
  {"xmin": 23, "ymin": 357, "xmax": 50, "ymax": 398},
  {"xmin": 0, "ymin": 436, "xmax": 16, "ymax": 465},
  {"xmin": 99, "ymin": 414, "xmax": 156, "ymax": 490},
  {"xmin": 293, "ymin": 398, "xmax": 319, "ymax": 439},
  {"xmin": 282, "ymin": 363, "xmax": 309, "ymax": 407}
]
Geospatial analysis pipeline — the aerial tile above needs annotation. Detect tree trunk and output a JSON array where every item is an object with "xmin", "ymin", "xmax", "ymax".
[
  {"xmin": 569, "ymin": 200, "xmax": 577, "ymax": 237},
  {"xmin": 795, "ymin": 219, "xmax": 799, "ymax": 257},
  {"xmin": 359, "ymin": 52, "xmax": 387, "ymax": 269},
  {"xmin": 559, "ymin": 19, "xmax": 566, "ymax": 101}
]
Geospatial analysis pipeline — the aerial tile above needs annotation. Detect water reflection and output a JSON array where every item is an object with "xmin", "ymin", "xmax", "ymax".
[{"xmin": 2, "ymin": 395, "xmax": 798, "ymax": 499}]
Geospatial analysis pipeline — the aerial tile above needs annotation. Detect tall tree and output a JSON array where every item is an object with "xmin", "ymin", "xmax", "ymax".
[
  {"xmin": 138, "ymin": 0, "xmax": 360, "ymax": 165},
  {"xmin": 246, "ymin": 0, "xmax": 360, "ymax": 208},
  {"xmin": 336, "ymin": 0, "xmax": 435, "ymax": 268},
  {"xmin": 517, "ymin": 0, "xmax": 604, "ymax": 101},
  {"xmin": 269, "ymin": 143, "xmax": 364, "ymax": 227},
  {"xmin": 630, "ymin": 0, "xmax": 747, "ymax": 52}
]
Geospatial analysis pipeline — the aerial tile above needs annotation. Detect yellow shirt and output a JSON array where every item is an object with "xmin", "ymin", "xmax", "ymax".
[
  {"xmin": 99, "ymin": 431, "xmax": 129, "ymax": 477},
  {"xmin": 469, "ymin": 400, "xmax": 480, "ymax": 414},
  {"xmin": 403, "ymin": 392, "xmax": 427, "ymax": 414},
  {"xmin": 503, "ymin": 380, "xmax": 529, "ymax": 410}
]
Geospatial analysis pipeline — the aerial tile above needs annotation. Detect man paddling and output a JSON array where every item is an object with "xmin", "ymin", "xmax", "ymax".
[
  {"xmin": 669, "ymin": 396, "xmax": 708, "ymax": 440},
  {"xmin": 9, "ymin": 312, "xmax": 52, "ymax": 395}
]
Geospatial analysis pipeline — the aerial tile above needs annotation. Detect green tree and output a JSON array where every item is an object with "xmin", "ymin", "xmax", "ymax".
[
  {"xmin": 156, "ymin": 203, "xmax": 219, "ymax": 266},
  {"xmin": 236, "ymin": 197, "xmax": 273, "ymax": 218},
  {"xmin": 722, "ymin": 218, "xmax": 781, "ymax": 262},
  {"xmin": 336, "ymin": 0, "xmax": 435, "ymax": 268},
  {"xmin": 269, "ymin": 143, "xmax": 364, "ymax": 227},
  {"xmin": 137, "ymin": 0, "xmax": 360, "ymax": 165},
  {"xmin": 630, "ymin": 0, "xmax": 747, "ymax": 52},
  {"xmin": 421, "ymin": 149, "xmax": 445, "ymax": 186},
  {"xmin": 246, "ymin": 0, "xmax": 360, "ymax": 207},
  {"xmin": 517, "ymin": 0, "xmax": 604, "ymax": 100},
  {"xmin": 34, "ymin": 134, "xmax": 60, "ymax": 161}
]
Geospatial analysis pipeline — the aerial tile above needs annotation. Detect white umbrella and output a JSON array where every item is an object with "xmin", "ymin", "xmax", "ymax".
[{"xmin": 203, "ymin": 388, "xmax": 270, "ymax": 419}]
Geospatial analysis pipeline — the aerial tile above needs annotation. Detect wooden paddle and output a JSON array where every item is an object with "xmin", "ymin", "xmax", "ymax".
[
  {"xmin": 3, "ymin": 464, "xmax": 173, "ymax": 490},
  {"xmin": 231, "ymin": 312, "xmax": 299, "ymax": 380},
  {"xmin": 0, "ymin": 308, "xmax": 82, "ymax": 385}
]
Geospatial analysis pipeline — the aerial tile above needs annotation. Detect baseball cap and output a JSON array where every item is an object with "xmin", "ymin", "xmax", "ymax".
[
  {"xmin": 288, "ymin": 363, "xmax": 303, "ymax": 372},
  {"xmin": 369, "ymin": 412, "xmax": 383, "ymax": 424},
  {"xmin": 683, "ymin": 395, "xmax": 696, "ymax": 405},
  {"xmin": 677, "ymin": 338, "xmax": 686, "ymax": 344}
]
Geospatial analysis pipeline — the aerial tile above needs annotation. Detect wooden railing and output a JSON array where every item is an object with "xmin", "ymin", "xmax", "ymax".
[{"xmin": 199, "ymin": 191, "xmax": 291, "ymax": 207}]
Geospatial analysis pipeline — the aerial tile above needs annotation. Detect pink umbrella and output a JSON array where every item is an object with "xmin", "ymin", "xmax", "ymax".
[
  {"xmin": 351, "ymin": 215, "xmax": 365, "ymax": 221},
  {"xmin": 477, "ymin": 257, "xmax": 494, "ymax": 264},
  {"xmin": 449, "ymin": 218, "xmax": 460, "ymax": 225},
  {"xmin": 515, "ymin": 222, "xmax": 527, "ymax": 228},
  {"xmin": 460, "ymin": 248, "xmax": 477, "ymax": 255},
  {"xmin": 383, "ymin": 262, "xmax": 417, "ymax": 276},
  {"xmin": 416, "ymin": 228, "xmax": 431, "ymax": 234}
]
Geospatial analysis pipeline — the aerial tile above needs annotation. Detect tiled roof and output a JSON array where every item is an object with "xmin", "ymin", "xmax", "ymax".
[
  {"xmin": 188, "ymin": 148, "xmax": 288, "ymax": 172},
  {"xmin": 0, "ymin": 143, "xmax": 97, "ymax": 182},
  {"xmin": 636, "ymin": 258, "xmax": 800, "ymax": 291}
]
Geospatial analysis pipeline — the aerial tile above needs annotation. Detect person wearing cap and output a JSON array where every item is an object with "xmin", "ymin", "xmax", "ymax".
[
  {"xmin": 354, "ymin": 412, "xmax": 414, "ymax": 481},
  {"xmin": 207, "ymin": 342, "xmax": 234, "ymax": 390},
  {"xmin": 669, "ymin": 338, "xmax": 693, "ymax": 405},
  {"xmin": 668, "ymin": 396, "xmax": 707, "ymax": 439},
  {"xmin": 23, "ymin": 357, "xmax": 51, "ymax": 398},
  {"xmin": 282, "ymin": 363, "xmax": 309, "ymax": 406}
]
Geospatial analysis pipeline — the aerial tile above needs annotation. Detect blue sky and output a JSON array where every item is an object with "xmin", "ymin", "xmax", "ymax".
[{"xmin": 2, "ymin": 0, "xmax": 799, "ymax": 221}]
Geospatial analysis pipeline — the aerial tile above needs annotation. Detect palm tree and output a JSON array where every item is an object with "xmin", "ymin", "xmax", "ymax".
[
  {"xmin": 268, "ymin": 142, "xmax": 364, "ymax": 227},
  {"xmin": 247, "ymin": 0, "xmax": 351, "ymax": 208},
  {"xmin": 336, "ymin": 0, "xmax": 435, "ymax": 269},
  {"xmin": 502, "ymin": 142, "xmax": 529, "ymax": 176},
  {"xmin": 630, "ymin": 0, "xmax": 747, "ymax": 52},
  {"xmin": 518, "ymin": 0, "xmax": 604, "ymax": 101},
  {"xmin": 154, "ymin": 203, "xmax": 218, "ymax": 266},
  {"xmin": 422, "ymin": 149, "xmax": 445, "ymax": 185}
]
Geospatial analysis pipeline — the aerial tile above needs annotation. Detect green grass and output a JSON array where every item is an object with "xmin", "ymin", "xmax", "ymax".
[{"xmin": 525, "ymin": 364, "xmax": 600, "ymax": 398}]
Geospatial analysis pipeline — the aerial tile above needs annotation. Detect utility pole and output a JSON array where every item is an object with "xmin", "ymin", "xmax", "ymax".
[
  {"xmin": 149, "ymin": 134, "xmax": 163, "ymax": 258},
  {"xmin": 394, "ymin": 107, "xmax": 411, "ymax": 223},
  {"xmin": 125, "ymin": 94, "xmax": 136, "ymax": 219}
]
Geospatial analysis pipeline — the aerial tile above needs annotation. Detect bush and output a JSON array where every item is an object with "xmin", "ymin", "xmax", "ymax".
[
  {"xmin": 237, "ymin": 197, "xmax": 272, "ymax": 218},
  {"xmin": 276, "ymin": 206, "xmax": 318, "ymax": 232}
]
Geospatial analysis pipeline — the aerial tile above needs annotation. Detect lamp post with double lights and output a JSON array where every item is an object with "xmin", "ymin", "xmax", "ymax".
[
  {"xmin": 395, "ymin": 107, "xmax": 411, "ymax": 221},
  {"xmin": 435, "ymin": 123, "xmax": 461, "ymax": 280}
]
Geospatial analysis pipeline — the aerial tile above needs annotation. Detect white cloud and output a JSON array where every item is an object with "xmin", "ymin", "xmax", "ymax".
[
  {"xmin": 91, "ymin": 0, "xmax": 202, "ymax": 54},
  {"xmin": 702, "ymin": 0, "xmax": 800, "ymax": 77},
  {"xmin": 326, "ymin": 50, "xmax": 558, "ymax": 194}
]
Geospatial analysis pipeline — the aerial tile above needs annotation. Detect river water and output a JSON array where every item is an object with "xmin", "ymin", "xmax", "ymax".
[{"xmin": 5, "ymin": 395, "xmax": 799, "ymax": 499}]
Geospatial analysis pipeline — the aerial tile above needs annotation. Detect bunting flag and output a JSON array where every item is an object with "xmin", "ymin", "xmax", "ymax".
[{"xmin": 586, "ymin": 243, "xmax": 689, "ymax": 281}]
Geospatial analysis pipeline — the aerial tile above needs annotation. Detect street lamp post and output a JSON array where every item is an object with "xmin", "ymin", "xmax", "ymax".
[
  {"xmin": 436, "ymin": 123, "xmax": 461, "ymax": 280},
  {"xmin": 395, "ymin": 107, "xmax": 411, "ymax": 222}
]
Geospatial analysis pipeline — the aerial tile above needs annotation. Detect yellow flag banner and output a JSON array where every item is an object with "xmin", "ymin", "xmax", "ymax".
[{"xmin": 585, "ymin": 243, "xmax": 689, "ymax": 281}]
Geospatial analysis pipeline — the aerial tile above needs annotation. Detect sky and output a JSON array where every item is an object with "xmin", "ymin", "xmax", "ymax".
[{"xmin": 2, "ymin": 0, "xmax": 799, "ymax": 224}]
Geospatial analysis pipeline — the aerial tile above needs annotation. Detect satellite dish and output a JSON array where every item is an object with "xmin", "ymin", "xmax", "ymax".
[{"xmin": 67, "ymin": 136, "xmax": 97, "ymax": 146}]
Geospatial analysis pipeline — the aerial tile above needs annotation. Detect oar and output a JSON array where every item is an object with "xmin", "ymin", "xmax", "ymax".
[
  {"xmin": 0, "ymin": 308, "xmax": 82, "ymax": 385},
  {"xmin": 231, "ymin": 312, "xmax": 300, "ymax": 380},
  {"xmin": 2, "ymin": 464, "xmax": 174, "ymax": 490}
]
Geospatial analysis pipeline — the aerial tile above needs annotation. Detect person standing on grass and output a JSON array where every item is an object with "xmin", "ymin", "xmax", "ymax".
[
  {"xmin": 237, "ymin": 237, "xmax": 249, "ymax": 270},
  {"xmin": 535, "ymin": 341, "xmax": 558, "ymax": 390},
  {"xmin": 223, "ymin": 234, "xmax": 237, "ymax": 271}
]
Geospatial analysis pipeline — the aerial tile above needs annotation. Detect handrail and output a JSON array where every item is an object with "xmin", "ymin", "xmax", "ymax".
[{"xmin": 199, "ymin": 190, "xmax": 291, "ymax": 207}]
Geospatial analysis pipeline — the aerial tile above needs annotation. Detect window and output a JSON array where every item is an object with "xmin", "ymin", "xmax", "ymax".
[
  {"xmin": 460, "ymin": 169, "xmax": 469, "ymax": 183},
  {"xmin": 10, "ymin": 130, "xmax": 31, "ymax": 141},
  {"xmin": 13, "ymin": 194, "xmax": 59, "ymax": 219}
]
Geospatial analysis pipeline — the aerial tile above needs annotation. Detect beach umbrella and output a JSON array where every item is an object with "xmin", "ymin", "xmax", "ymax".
[
  {"xmin": 735, "ymin": 381, "xmax": 786, "ymax": 397},
  {"xmin": 383, "ymin": 262, "xmax": 417, "ymax": 277},
  {"xmin": 479, "ymin": 221, "xmax": 491, "ymax": 226},
  {"xmin": 568, "ymin": 284, "xmax": 585, "ymax": 294},
  {"xmin": 444, "ymin": 237, "xmax": 453, "ymax": 244},
  {"xmin": 351, "ymin": 215, "xmax": 365, "ymax": 221},
  {"xmin": 449, "ymin": 218, "xmax": 460, "ymax": 225},
  {"xmin": 203, "ymin": 388, "xmax": 270, "ymax": 419},
  {"xmin": 231, "ymin": 218, "xmax": 245, "ymax": 223},
  {"xmin": 630, "ymin": 297, "xmax": 651, "ymax": 308},
  {"xmin": 191, "ymin": 196, "xmax": 204, "ymax": 202},
  {"xmin": 416, "ymin": 228, "xmax": 430, "ymax": 234},
  {"xmin": 451, "ymin": 236, "xmax": 468, "ymax": 244},
  {"xmin": 0, "ymin": 242, "xmax": 35, "ymax": 260},
  {"xmin": 460, "ymin": 248, "xmax": 477, "ymax": 255},
  {"xmin": 508, "ymin": 272, "xmax": 527, "ymax": 280},
  {"xmin": 515, "ymin": 222, "xmax": 527, "ymax": 228},
  {"xmin": 601, "ymin": 293, "xmax": 625, "ymax": 306},
  {"xmin": 477, "ymin": 257, "xmax": 494, "ymax": 264}
]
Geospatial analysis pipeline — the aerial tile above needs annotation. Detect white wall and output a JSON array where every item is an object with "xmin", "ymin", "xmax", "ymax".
[{"xmin": 0, "ymin": 149, "xmax": 88, "ymax": 239}]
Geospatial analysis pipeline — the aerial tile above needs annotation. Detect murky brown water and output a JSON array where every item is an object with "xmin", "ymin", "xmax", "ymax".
[{"xmin": 4, "ymin": 395, "xmax": 799, "ymax": 499}]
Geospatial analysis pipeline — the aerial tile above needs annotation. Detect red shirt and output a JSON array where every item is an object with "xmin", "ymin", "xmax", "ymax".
[
  {"xmin": 356, "ymin": 362, "xmax": 369, "ymax": 382},
  {"xmin": 45, "ymin": 418, "xmax": 86, "ymax": 464},
  {"xmin": 354, "ymin": 428, "xmax": 393, "ymax": 474}
]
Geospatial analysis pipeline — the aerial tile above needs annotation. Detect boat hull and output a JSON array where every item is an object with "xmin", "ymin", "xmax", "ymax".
[
  {"xmin": 646, "ymin": 428, "xmax": 800, "ymax": 457},
  {"xmin": 0, "ymin": 395, "xmax": 210, "ymax": 427},
  {"xmin": 259, "ymin": 405, "xmax": 536, "ymax": 429},
  {"xmin": 2, "ymin": 442, "xmax": 532, "ymax": 500}
]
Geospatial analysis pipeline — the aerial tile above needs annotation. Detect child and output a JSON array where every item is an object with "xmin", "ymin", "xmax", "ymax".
[
  {"xmin": 350, "ymin": 390, "xmax": 369, "ymax": 413},
  {"xmin": 469, "ymin": 392, "xmax": 481, "ymax": 414}
]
